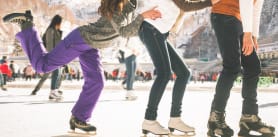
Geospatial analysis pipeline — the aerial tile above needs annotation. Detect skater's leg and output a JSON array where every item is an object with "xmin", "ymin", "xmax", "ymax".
[
  {"xmin": 125, "ymin": 55, "xmax": 136, "ymax": 90},
  {"xmin": 16, "ymin": 28, "xmax": 91, "ymax": 73},
  {"xmin": 166, "ymin": 42, "xmax": 190, "ymax": 118},
  {"xmin": 208, "ymin": 13, "xmax": 243, "ymax": 137},
  {"xmin": 210, "ymin": 14, "xmax": 242, "ymax": 112},
  {"xmin": 32, "ymin": 73, "xmax": 50, "ymax": 94},
  {"xmin": 125, "ymin": 55, "xmax": 137, "ymax": 100},
  {"xmin": 139, "ymin": 22, "xmax": 170, "ymax": 136},
  {"xmin": 139, "ymin": 22, "xmax": 172, "ymax": 120},
  {"xmin": 239, "ymin": 38, "xmax": 275, "ymax": 137},
  {"xmin": 166, "ymin": 42, "xmax": 194, "ymax": 134},
  {"xmin": 55, "ymin": 67, "xmax": 63, "ymax": 90},
  {"xmin": 240, "ymin": 45, "xmax": 260, "ymax": 115},
  {"xmin": 51, "ymin": 69, "xmax": 62, "ymax": 90},
  {"xmin": 71, "ymin": 48, "xmax": 105, "ymax": 122}
]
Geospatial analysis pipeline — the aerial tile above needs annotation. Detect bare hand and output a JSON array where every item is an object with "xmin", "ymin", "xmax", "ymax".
[
  {"xmin": 252, "ymin": 36, "xmax": 259, "ymax": 52},
  {"xmin": 211, "ymin": 0, "xmax": 221, "ymax": 5},
  {"xmin": 141, "ymin": 6, "xmax": 162, "ymax": 20},
  {"xmin": 242, "ymin": 32, "xmax": 254, "ymax": 56}
]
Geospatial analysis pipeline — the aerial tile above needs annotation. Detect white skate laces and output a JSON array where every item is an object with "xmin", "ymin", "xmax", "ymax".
[
  {"xmin": 142, "ymin": 120, "xmax": 169, "ymax": 135},
  {"xmin": 168, "ymin": 117, "xmax": 195, "ymax": 136}
]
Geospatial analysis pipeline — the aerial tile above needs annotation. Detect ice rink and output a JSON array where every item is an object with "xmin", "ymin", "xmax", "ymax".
[{"xmin": 0, "ymin": 80, "xmax": 277, "ymax": 137}]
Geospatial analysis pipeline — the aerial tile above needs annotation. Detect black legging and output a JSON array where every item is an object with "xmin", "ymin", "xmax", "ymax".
[{"xmin": 139, "ymin": 22, "xmax": 191, "ymax": 120}]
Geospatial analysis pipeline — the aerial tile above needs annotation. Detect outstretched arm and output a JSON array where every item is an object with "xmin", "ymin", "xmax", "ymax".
[{"xmin": 172, "ymin": 0, "xmax": 215, "ymax": 12}]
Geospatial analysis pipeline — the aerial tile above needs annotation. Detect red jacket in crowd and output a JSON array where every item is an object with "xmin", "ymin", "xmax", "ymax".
[{"xmin": 0, "ymin": 63, "xmax": 12, "ymax": 77}]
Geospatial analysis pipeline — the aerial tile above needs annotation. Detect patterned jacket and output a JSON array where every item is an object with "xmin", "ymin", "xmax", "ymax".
[{"xmin": 78, "ymin": 0, "xmax": 143, "ymax": 49}]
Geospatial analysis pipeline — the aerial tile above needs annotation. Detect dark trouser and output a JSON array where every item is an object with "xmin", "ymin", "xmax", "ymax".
[
  {"xmin": 125, "ymin": 55, "xmax": 136, "ymax": 90},
  {"xmin": 33, "ymin": 68, "xmax": 62, "ymax": 93},
  {"xmin": 139, "ymin": 22, "xmax": 191, "ymax": 120},
  {"xmin": 0, "ymin": 73, "xmax": 3, "ymax": 86},
  {"xmin": 210, "ymin": 13, "xmax": 261, "ymax": 115},
  {"xmin": 2, "ymin": 74, "xmax": 7, "ymax": 85}
]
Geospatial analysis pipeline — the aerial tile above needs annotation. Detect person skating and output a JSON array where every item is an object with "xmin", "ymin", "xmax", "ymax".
[
  {"xmin": 138, "ymin": 0, "xmax": 220, "ymax": 136},
  {"xmin": 207, "ymin": 0, "xmax": 275, "ymax": 137},
  {"xmin": 2, "ymin": 0, "xmax": 161, "ymax": 134},
  {"xmin": 120, "ymin": 37, "xmax": 140, "ymax": 100},
  {"xmin": 30, "ymin": 15, "xmax": 64, "ymax": 101}
]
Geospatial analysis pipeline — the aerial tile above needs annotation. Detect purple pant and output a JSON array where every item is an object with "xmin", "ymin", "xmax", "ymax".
[{"xmin": 16, "ymin": 27, "xmax": 105, "ymax": 122}]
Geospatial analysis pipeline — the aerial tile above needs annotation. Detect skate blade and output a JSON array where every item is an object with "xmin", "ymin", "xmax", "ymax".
[
  {"xmin": 170, "ymin": 132, "xmax": 195, "ymax": 137},
  {"xmin": 239, "ymin": 130, "xmax": 275, "ymax": 137},
  {"xmin": 141, "ymin": 135, "xmax": 170, "ymax": 137},
  {"xmin": 68, "ymin": 130, "xmax": 96, "ymax": 136},
  {"xmin": 49, "ymin": 98, "xmax": 63, "ymax": 102}
]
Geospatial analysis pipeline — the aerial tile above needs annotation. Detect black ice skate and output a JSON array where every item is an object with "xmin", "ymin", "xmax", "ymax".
[
  {"xmin": 1, "ymin": 85, "xmax": 7, "ymax": 91},
  {"xmin": 69, "ymin": 116, "xmax": 96, "ymax": 136},
  {"xmin": 3, "ymin": 10, "xmax": 33, "ymax": 30},
  {"xmin": 238, "ymin": 114, "xmax": 275, "ymax": 137},
  {"xmin": 3, "ymin": 10, "xmax": 33, "ymax": 24},
  {"xmin": 207, "ymin": 111, "xmax": 234, "ymax": 137}
]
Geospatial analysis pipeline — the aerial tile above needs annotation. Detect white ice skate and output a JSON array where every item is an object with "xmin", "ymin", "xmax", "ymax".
[
  {"xmin": 142, "ymin": 120, "xmax": 169, "ymax": 137},
  {"xmin": 125, "ymin": 91, "xmax": 137, "ymax": 101},
  {"xmin": 49, "ymin": 90, "xmax": 63, "ymax": 102},
  {"xmin": 168, "ymin": 117, "xmax": 195, "ymax": 136}
]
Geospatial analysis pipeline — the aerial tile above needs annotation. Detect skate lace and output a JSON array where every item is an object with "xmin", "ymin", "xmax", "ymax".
[
  {"xmin": 217, "ymin": 113, "xmax": 229, "ymax": 128},
  {"xmin": 257, "ymin": 118, "xmax": 269, "ymax": 127},
  {"xmin": 75, "ymin": 119, "xmax": 91, "ymax": 128}
]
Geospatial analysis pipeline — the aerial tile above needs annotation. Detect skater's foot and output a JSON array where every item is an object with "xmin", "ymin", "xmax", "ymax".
[
  {"xmin": 168, "ymin": 117, "xmax": 195, "ymax": 136},
  {"xmin": 126, "ymin": 91, "xmax": 137, "ymax": 101},
  {"xmin": 57, "ymin": 90, "xmax": 63, "ymax": 95},
  {"xmin": 3, "ymin": 10, "xmax": 33, "ymax": 30},
  {"xmin": 1, "ymin": 85, "xmax": 7, "ymax": 91},
  {"xmin": 30, "ymin": 90, "xmax": 37, "ymax": 95},
  {"xmin": 142, "ymin": 120, "xmax": 169, "ymax": 136},
  {"xmin": 207, "ymin": 111, "xmax": 234, "ymax": 137},
  {"xmin": 69, "ymin": 116, "xmax": 96, "ymax": 134},
  {"xmin": 238, "ymin": 114, "xmax": 275, "ymax": 137},
  {"xmin": 49, "ymin": 90, "xmax": 63, "ymax": 100}
]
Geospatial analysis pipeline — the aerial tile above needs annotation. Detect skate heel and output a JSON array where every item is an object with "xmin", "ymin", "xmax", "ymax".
[
  {"xmin": 168, "ymin": 127, "xmax": 175, "ymax": 132},
  {"xmin": 142, "ymin": 129, "xmax": 149, "ymax": 134},
  {"xmin": 70, "ymin": 123, "xmax": 75, "ymax": 131}
]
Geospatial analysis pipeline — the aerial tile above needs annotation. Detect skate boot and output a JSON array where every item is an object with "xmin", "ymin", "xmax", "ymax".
[
  {"xmin": 1, "ymin": 85, "xmax": 7, "ymax": 91},
  {"xmin": 57, "ymin": 90, "xmax": 63, "ymax": 95},
  {"xmin": 142, "ymin": 120, "xmax": 169, "ymax": 136},
  {"xmin": 207, "ymin": 111, "xmax": 234, "ymax": 137},
  {"xmin": 3, "ymin": 10, "xmax": 33, "ymax": 30},
  {"xmin": 49, "ymin": 90, "xmax": 63, "ymax": 101},
  {"xmin": 30, "ymin": 89, "xmax": 38, "ymax": 95},
  {"xmin": 168, "ymin": 117, "xmax": 195, "ymax": 136},
  {"xmin": 69, "ymin": 116, "xmax": 96, "ymax": 135},
  {"xmin": 238, "ymin": 114, "xmax": 275, "ymax": 137},
  {"xmin": 125, "ymin": 91, "xmax": 137, "ymax": 101}
]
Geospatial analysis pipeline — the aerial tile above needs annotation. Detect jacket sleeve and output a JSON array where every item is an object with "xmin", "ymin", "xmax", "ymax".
[
  {"xmin": 111, "ymin": 14, "xmax": 144, "ymax": 38},
  {"xmin": 45, "ymin": 28, "xmax": 55, "ymax": 52},
  {"xmin": 240, "ymin": 0, "xmax": 253, "ymax": 33},
  {"xmin": 172, "ymin": 0, "xmax": 212, "ymax": 12},
  {"xmin": 252, "ymin": 0, "xmax": 264, "ymax": 37}
]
